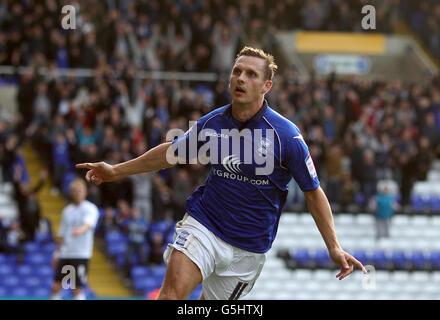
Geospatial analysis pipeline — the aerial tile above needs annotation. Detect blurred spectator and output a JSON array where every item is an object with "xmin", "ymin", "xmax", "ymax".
[
  {"xmin": 171, "ymin": 167, "xmax": 193, "ymax": 221},
  {"xmin": 2, "ymin": 220, "xmax": 25, "ymax": 264},
  {"xmin": 324, "ymin": 144, "xmax": 344, "ymax": 207},
  {"xmin": 99, "ymin": 207, "xmax": 118, "ymax": 237},
  {"xmin": 122, "ymin": 207, "xmax": 148, "ymax": 275},
  {"xmin": 361, "ymin": 149, "xmax": 377, "ymax": 210},
  {"xmin": 12, "ymin": 165, "xmax": 47, "ymax": 242},
  {"xmin": 374, "ymin": 184, "xmax": 397, "ymax": 240},
  {"xmin": 130, "ymin": 139, "xmax": 153, "ymax": 222},
  {"xmin": 148, "ymin": 227, "xmax": 165, "ymax": 265}
]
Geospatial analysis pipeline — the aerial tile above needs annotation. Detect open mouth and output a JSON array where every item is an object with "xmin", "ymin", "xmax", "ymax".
[{"xmin": 235, "ymin": 87, "xmax": 246, "ymax": 94}]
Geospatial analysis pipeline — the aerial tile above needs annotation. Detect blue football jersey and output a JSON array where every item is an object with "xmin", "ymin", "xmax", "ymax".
[{"xmin": 172, "ymin": 100, "xmax": 320, "ymax": 253}]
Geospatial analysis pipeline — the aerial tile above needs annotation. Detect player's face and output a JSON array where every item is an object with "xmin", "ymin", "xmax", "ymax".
[
  {"xmin": 229, "ymin": 56, "xmax": 272, "ymax": 105},
  {"xmin": 70, "ymin": 181, "xmax": 87, "ymax": 204}
]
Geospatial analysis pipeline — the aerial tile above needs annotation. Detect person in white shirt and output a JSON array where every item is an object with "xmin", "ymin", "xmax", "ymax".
[{"xmin": 50, "ymin": 178, "xmax": 99, "ymax": 300}]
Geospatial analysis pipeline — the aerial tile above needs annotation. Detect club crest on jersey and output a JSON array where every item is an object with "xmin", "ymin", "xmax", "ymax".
[
  {"xmin": 256, "ymin": 137, "xmax": 272, "ymax": 157},
  {"xmin": 305, "ymin": 153, "xmax": 317, "ymax": 178}
]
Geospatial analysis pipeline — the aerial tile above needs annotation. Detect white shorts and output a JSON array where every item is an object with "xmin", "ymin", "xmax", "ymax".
[{"xmin": 163, "ymin": 213, "xmax": 266, "ymax": 300}]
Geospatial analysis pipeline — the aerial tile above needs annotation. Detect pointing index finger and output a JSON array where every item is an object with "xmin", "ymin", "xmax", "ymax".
[{"xmin": 76, "ymin": 163, "xmax": 96, "ymax": 169}]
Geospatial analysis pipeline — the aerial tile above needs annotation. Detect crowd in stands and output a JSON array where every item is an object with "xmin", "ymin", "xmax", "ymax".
[
  {"xmin": 1, "ymin": 0, "xmax": 440, "ymax": 289},
  {"xmin": 401, "ymin": 0, "xmax": 440, "ymax": 61}
]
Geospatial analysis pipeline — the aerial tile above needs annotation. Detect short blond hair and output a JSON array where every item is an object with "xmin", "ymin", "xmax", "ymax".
[{"xmin": 235, "ymin": 46, "xmax": 278, "ymax": 80}]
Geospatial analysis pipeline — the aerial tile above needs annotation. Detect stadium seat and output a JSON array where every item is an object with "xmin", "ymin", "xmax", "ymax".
[
  {"xmin": 133, "ymin": 277, "xmax": 160, "ymax": 292},
  {"xmin": 291, "ymin": 249, "xmax": 312, "ymax": 268},
  {"xmin": 31, "ymin": 287, "xmax": 51, "ymax": 298},
  {"xmin": 17, "ymin": 264, "xmax": 33, "ymax": 276},
  {"xmin": 0, "ymin": 264, "xmax": 13, "ymax": 277},
  {"xmin": 23, "ymin": 242, "xmax": 40, "ymax": 253},
  {"xmin": 131, "ymin": 266, "xmax": 151, "ymax": 279},
  {"xmin": 2, "ymin": 276, "xmax": 20, "ymax": 288},
  {"xmin": 9, "ymin": 287, "xmax": 30, "ymax": 298},
  {"xmin": 409, "ymin": 251, "xmax": 427, "ymax": 270},
  {"xmin": 41, "ymin": 242, "xmax": 57, "ymax": 255},
  {"xmin": 149, "ymin": 265, "xmax": 167, "ymax": 279},
  {"xmin": 390, "ymin": 251, "xmax": 407, "ymax": 269},
  {"xmin": 105, "ymin": 231, "xmax": 125, "ymax": 243},
  {"xmin": 25, "ymin": 253, "xmax": 48, "ymax": 266},
  {"xmin": 311, "ymin": 249, "xmax": 333, "ymax": 269},
  {"xmin": 369, "ymin": 250, "xmax": 388, "ymax": 269},
  {"xmin": 0, "ymin": 287, "xmax": 7, "ymax": 297},
  {"xmin": 107, "ymin": 242, "xmax": 127, "ymax": 257},
  {"xmin": 428, "ymin": 252, "xmax": 440, "ymax": 268},
  {"xmin": 22, "ymin": 277, "xmax": 42, "ymax": 289},
  {"xmin": 36, "ymin": 265, "xmax": 54, "ymax": 278},
  {"xmin": 352, "ymin": 250, "xmax": 368, "ymax": 265}
]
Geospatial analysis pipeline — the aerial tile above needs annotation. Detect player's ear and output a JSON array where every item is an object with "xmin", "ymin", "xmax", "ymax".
[{"xmin": 262, "ymin": 80, "xmax": 272, "ymax": 95}]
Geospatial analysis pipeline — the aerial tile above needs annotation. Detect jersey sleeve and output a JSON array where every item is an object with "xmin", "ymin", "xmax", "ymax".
[{"xmin": 284, "ymin": 134, "xmax": 320, "ymax": 192}]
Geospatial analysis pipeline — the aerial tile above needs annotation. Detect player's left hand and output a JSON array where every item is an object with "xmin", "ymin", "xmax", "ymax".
[{"xmin": 329, "ymin": 247, "xmax": 367, "ymax": 280}]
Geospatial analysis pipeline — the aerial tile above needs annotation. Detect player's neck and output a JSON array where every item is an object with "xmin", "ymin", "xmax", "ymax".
[{"xmin": 231, "ymin": 98, "xmax": 264, "ymax": 123}]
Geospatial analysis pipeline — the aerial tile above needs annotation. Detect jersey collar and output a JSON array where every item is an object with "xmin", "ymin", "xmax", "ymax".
[{"xmin": 222, "ymin": 100, "xmax": 268, "ymax": 130}]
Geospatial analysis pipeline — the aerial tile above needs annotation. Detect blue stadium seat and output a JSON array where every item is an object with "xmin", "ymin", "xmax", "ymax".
[
  {"xmin": 149, "ymin": 265, "xmax": 167, "ymax": 279},
  {"xmin": 36, "ymin": 265, "xmax": 54, "ymax": 278},
  {"xmin": 41, "ymin": 242, "xmax": 57, "ymax": 255},
  {"xmin": 428, "ymin": 252, "xmax": 440, "ymax": 268},
  {"xmin": 105, "ymin": 231, "xmax": 125, "ymax": 243},
  {"xmin": 27, "ymin": 253, "xmax": 50, "ymax": 266},
  {"xmin": 31, "ymin": 287, "xmax": 51, "ymax": 298},
  {"xmin": 23, "ymin": 241, "xmax": 40, "ymax": 253},
  {"xmin": 107, "ymin": 242, "xmax": 127, "ymax": 257},
  {"xmin": 2, "ymin": 276, "xmax": 20, "ymax": 288},
  {"xmin": 17, "ymin": 264, "xmax": 33, "ymax": 276},
  {"xmin": 131, "ymin": 266, "xmax": 151, "ymax": 279},
  {"xmin": 293, "ymin": 249, "xmax": 311, "ymax": 268},
  {"xmin": 352, "ymin": 250, "xmax": 368, "ymax": 265},
  {"xmin": 22, "ymin": 277, "xmax": 42, "ymax": 289},
  {"xmin": 0, "ymin": 287, "xmax": 7, "ymax": 297},
  {"xmin": 428, "ymin": 196, "xmax": 440, "ymax": 212},
  {"xmin": 312, "ymin": 249, "xmax": 331, "ymax": 268},
  {"xmin": 40, "ymin": 278, "xmax": 54, "ymax": 289},
  {"xmin": 369, "ymin": 250, "xmax": 388, "ymax": 269},
  {"xmin": 189, "ymin": 284, "xmax": 203, "ymax": 300},
  {"xmin": 409, "ymin": 251, "xmax": 427, "ymax": 270},
  {"xmin": 390, "ymin": 251, "xmax": 407, "ymax": 269},
  {"xmin": 35, "ymin": 232, "xmax": 53, "ymax": 244},
  {"xmin": 0, "ymin": 264, "xmax": 13, "ymax": 277},
  {"xmin": 133, "ymin": 277, "xmax": 160, "ymax": 292},
  {"xmin": 149, "ymin": 221, "xmax": 175, "ymax": 240},
  {"xmin": 9, "ymin": 287, "xmax": 30, "ymax": 298},
  {"xmin": 411, "ymin": 195, "xmax": 428, "ymax": 213}
]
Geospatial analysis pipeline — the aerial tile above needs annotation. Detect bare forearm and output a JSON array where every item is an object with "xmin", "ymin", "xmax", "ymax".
[
  {"xmin": 305, "ymin": 186, "xmax": 341, "ymax": 251},
  {"xmin": 113, "ymin": 142, "xmax": 174, "ymax": 179}
]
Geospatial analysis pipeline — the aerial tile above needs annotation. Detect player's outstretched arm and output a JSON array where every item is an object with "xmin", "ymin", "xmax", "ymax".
[
  {"xmin": 304, "ymin": 186, "xmax": 367, "ymax": 280},
  {"xmin": 76, "ymin": 142, "xmax": 174, "ymax": 185}
]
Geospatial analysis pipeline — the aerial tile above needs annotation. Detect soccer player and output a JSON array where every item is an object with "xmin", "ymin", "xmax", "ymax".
[
  {"xmin": 76, "ymin": 46, "xmax": 366, "ymax": 300},
  {"xmin": 50, "ymin": 179, "xmax": 99, "ymax": 300}
]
